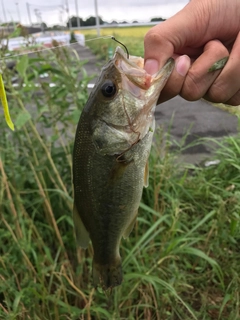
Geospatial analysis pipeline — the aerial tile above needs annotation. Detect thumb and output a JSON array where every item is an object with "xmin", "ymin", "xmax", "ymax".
[
  {"xmin": 144, "ymin": 21, "xmax": 175, "ymax": 74},
  {"xmin": 144, "ymin": 2, "xmax": 207, "ymax": 74}
]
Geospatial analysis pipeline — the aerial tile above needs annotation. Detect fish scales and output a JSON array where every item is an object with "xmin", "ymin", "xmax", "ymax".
[{"xmin": 73, "ymin": 47, "xmax": 174, "ymax": 290}]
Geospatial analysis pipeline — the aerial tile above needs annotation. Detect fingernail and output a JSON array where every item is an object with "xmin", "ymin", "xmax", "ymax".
[
  {"xmin": 175, "ymin": 55, "xmax": 190, "ymax": 77},
  {"xmin": 144, "ymin": 59, "xmax": 159, "ymax": 75}
]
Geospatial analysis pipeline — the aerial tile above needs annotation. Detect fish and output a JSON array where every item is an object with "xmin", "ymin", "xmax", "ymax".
[{"xmin": 72, "ymin": 46, "xmax": 174, "ymax": 290}]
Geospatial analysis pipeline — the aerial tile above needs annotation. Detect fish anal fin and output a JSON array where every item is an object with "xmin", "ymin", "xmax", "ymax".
[
  {"xmin": 73, "ymin": 203, "xmax": 90, "ymax": 249},
  {"xmin": 123, "ymin": 210, "xmax": 138, "ymax": 239},
  {"xmin": 144, "ymin": 161, "xmax": 149, "ymax": 188}
]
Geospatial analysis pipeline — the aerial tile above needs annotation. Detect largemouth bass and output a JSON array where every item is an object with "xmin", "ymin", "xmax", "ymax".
[{"xmin": 73, "ymin": 47, "xmax": 174, "ymax": 290}]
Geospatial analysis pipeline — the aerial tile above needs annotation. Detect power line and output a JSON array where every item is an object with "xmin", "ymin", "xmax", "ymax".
[{"xmin": 27, "ymin": 3, "xmax": 61, "ymax": 9}]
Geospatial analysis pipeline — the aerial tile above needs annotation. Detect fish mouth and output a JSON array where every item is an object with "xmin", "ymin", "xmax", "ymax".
[
  {"xmin": 113, "ymin": 46, "xmax": 174, "ymax": 92},
  {"xmin": 114, "ymin": 47, "xmax": 152, "ymax": 90},
  {"xmin": 110, "ymin": 47, "xmax": 174, "ymax": 141}
]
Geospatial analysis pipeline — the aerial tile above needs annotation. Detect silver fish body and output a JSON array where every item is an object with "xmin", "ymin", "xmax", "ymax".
[{"xmin": 73, "ymin": 47, "xmax": 174, "ymax": 290}]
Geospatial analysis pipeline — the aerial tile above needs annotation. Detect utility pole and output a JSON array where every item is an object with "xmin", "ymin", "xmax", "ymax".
[
  {"xmin": 75, "ymin": 0, "xmax": 80, "ymax": 28},
  {"xmin": 94, "ymin": 0, "xmax": 100, "ymax": 36},
  {"xmin": 1, "ymin": 0, "xmax": 7, "ymax": 23},
  {"xmin": 59, "ymin": 8, "xmax": 63, "ymax": 26},
  {"xmin": 16, "ymin": 2, "xmax": 21, "ymax": 23},
  {"xmin": 38, "ymin": 11, "xmax": 44, "ymax": 32},
  {"xmin": 26, "ymin": 2, "xmax": 32, "ymax": 26},
  {"xmin": 34, "ymin": 9, "xmax": 44, "ymax": 32},
  {"xmin": 34, "ymin": 9, "xmax": 39, "ymax": 23},
  {"xmin": 65, "ymin": 0, "xmax": 72, "ymax": 30}
]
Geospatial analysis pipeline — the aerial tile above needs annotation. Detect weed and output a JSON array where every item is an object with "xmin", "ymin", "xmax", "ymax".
[{"xmin": 0, "ymin": 32, "xmax": 240, "ymax": 319}]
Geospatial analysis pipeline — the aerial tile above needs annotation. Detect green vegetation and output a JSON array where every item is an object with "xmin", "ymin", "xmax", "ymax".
[
  {"xmin": 85, "ymin": 34, "xmax": 145, "ymax": 60},
  {"xmin": 0, "ymin": 32, "xmax": 240, "ymax": 319},
  {"xmin": 80, "ymin": 26, "xmax": 151, "ymax": 60}
]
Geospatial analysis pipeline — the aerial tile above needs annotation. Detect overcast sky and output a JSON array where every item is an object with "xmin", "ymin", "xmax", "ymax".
[{"xmin": 1, "ymin": 0, "xmax": 189, "ymax": 26}]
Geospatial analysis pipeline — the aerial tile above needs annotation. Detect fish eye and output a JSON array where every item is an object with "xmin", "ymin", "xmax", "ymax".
[{"xmin": 101, "ymin": 80, "xmax": 116, "ymax": 98}]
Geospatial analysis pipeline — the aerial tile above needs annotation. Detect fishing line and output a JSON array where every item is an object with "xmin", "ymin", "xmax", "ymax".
[
  {"xmin": 0, "ymin": 33, "xmax": 119, "ymax": 130},
  {"xmin": 86, "ymin": 35, "xmax": 114, "ymax": 42},
  {"xmin": 0, "ymin": 35, "xmax": 114, "ymax": 61}
]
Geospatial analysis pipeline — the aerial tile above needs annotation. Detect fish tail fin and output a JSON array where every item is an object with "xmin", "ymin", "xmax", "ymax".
[{"xmin": 92, "ymin": 258, "xmax": 123, "ymax": 290}]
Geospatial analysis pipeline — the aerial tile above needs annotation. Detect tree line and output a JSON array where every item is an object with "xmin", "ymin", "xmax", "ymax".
[
  {"xmin": 66, "ymin": 16, "xmax": 165, "ymax": 28},
  {"xmin": 67, "ymin": 16, "xmax": 105, "ymax": 28},
  {"xmin": 1, "ymin": 16, "xmax": 166, "ymax": 31}
]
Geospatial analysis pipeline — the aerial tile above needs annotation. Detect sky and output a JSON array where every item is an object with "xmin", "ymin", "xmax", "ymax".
[{"xmin": 1, "ymin": 0, "xmax": 189, "ymax": 26}]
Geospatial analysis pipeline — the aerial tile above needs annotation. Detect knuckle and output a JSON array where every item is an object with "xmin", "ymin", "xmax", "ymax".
[
  {"xmin": 144, "ymin": 30, "xmax": 163, "ymax": 48},
  {"xmin": 224, "ymin": 90, "xmax": 240, "ymax": 106},
  {"xmin": 204, "ymin": 40, "xmax": 229, "ymax": 57},
  {"xmin": 206, "ymin": 83, "xmax": 229, "ymax": 103},
  {"xmin": 180, "ymin": 71, "xmax": 203, "ymax": 101},
  {"xmin": 225, "ymin": 96, "xmax": 240, "ymax": 106}
]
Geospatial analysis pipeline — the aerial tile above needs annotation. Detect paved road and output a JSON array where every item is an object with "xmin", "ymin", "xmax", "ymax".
[
  {"xmin": 156, "ymin": 97, "xmax": 238, "ymax": 164},
  {"xmin": 75, "ymin": 44, "xmax": 238, "ymax": 164}
]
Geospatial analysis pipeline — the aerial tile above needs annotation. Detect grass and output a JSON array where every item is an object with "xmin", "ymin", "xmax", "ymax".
[
  {"xmin": 78, "ymin": 26, "xmax": 152, "ymax": 37},
  {"xmin": 0, "ymin": 29, "xmax": 240, "ymax": 319},
  {"xmin": 79, "ymin": 26, "xmax": 152, "ymax": 60}
]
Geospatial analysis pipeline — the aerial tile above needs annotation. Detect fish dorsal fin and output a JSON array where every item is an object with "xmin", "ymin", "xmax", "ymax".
[
  {"xmin": 123, "ymin": 210, "xmax": 138, "ymax": 239},
  {"xmin": 73, "ymin": 203, "xmax": 90, "ymax": 248},
  {"xmin": 143, "ymin": 161, "xmax": 149, "ymax": 188}
]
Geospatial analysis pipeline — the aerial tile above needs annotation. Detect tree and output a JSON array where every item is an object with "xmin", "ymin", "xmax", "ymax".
[
  {"xmin": 66, "ymin": 16, "xmax": 104, "ymax": 28},
  {"xmin": 66, "ymin": 16, "xmax": 84, "ymax": 28},
  {"xmin": 41, "ymin": 22, "xmax": 47, "ymax": 29},
  {"xmin": 52, "ymin": 25, "xmax": 64, "ymax": 30},
  {"xmin": 85, "ymin": 16, "xmax": 104, "ymax": 26},
  {"xmin": 150, "ymin": 17, "xmax": 165, "ymax": 22}
]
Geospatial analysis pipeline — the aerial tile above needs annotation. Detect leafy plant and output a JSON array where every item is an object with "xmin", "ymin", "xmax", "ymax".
[{"xmin": 0, "ymin": 36, "xmax": 240, "ymax": 319}]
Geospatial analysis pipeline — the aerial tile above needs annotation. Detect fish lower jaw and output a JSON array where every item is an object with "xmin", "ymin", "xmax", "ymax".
[{"xmin": 92, "ymin": 258, "xmax": 122, "ymax": 290}]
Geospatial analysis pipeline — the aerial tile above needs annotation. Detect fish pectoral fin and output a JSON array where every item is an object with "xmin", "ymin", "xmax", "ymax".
[
  {"xmin": 73, "ymin": 203, "xmax": 90, "ymax": 249},
  {"xmin": 122, "ymin": 210, "xmax": 138, "ymax": 239},
  {"xmin": 144, "ymin": 161, "xmax": 149, "ymax": 188}
]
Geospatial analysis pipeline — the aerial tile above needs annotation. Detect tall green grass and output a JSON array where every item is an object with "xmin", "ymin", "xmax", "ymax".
[
  {"xmin": 85, "ymin": 34, "xmax": 145, "ymax": 60},
  {"xmin": 0, "ymin": 42, "xmax": 240, "ymax": 319},
  {"xmin": 81, "ymin": 26, "xmax": 150, "ymax": 60}
]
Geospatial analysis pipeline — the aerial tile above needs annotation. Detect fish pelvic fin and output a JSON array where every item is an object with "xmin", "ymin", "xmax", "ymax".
[
  {"xmin": 122, "ymin": 210, "xmax": 138, "ymax": 239},
  {"xmin": 73, "ymin": 202, "xmax": 90, "ymax": 249},
  {"xmin": 92, "ymin": 258, "xmax": 122, "ymax": 290}
]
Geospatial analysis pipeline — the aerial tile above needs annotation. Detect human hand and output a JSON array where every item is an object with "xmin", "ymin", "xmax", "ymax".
[{"xmin": 144, "ymin": 0, "xmax": 240, "ymax": 106}]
